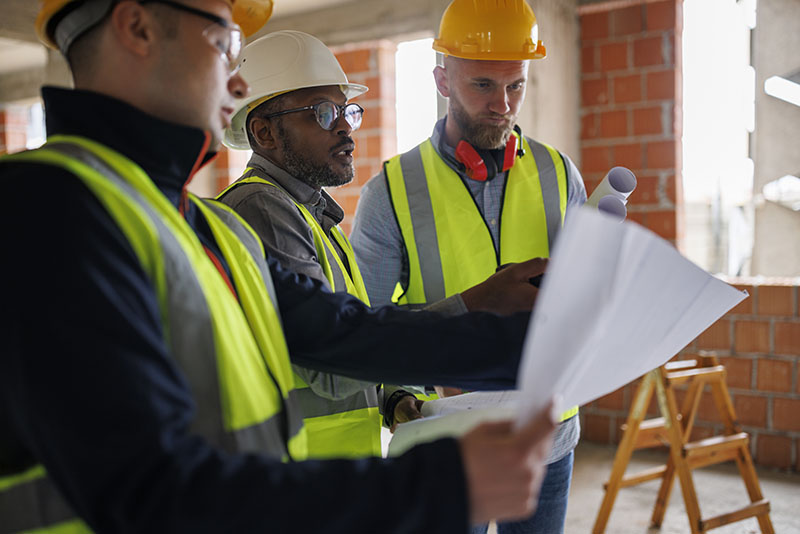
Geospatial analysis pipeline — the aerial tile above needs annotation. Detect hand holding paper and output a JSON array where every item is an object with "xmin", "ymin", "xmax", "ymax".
[{"xmin": 389, "ymin": 208, "xmax": 747, "ymax": 455}]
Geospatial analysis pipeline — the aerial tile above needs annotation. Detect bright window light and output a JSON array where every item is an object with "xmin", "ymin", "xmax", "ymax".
[
  {"xmin": 764, "ymin": 75, "xmax": 800, "ymax": 108},
  {"xmin": 395, "ymin": 38, "xmax": 438, "ymax": 153}
]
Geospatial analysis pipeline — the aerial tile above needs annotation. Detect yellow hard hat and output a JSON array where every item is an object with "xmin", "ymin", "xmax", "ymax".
[
  {"xmin": 432, "ymin": 0, "xmax": 546, "ymax": 61},
  {"xmin": 35, "ymin": 0, "xmax": 273, "ymax": 53}
]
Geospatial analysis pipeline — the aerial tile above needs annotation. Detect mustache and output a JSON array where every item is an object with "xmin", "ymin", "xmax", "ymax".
[{"xmin": 331, "ymin": 137, "xmax": 355, "ymax": 151}]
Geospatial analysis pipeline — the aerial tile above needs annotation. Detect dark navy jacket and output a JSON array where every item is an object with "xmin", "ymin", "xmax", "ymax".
[{"xmin": 0, "ymin": 88, "xmax": 530, "ymax": 533}]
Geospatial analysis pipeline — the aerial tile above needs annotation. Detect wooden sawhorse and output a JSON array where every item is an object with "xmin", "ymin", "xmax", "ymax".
[{"xmin": 592, "ymin": 355, "xmax": 774, "ymax": 533}]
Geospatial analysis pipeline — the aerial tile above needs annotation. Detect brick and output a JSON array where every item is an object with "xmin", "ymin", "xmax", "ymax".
[
  {"xmin": 729, "ymin": 284, "xmax": 754, "ymax": 315},
  {"xmin": 611, "ymin": 5, "xmax": 643, "ymax": 37},
  {"xmin": 735, "ymin": 320, "xmax": 770, "ymax": 353},
  {"xmin": 338, "ymin": 194, "xmax": 360, "ymax": 217},
  {"xmin": 582, "ymin": 46, "xmax": 598, "ymax": 74},
  {"xmin": 664, "ymin": 173, "xmax": 678, "ymax": 204},
  {"xmin": 646, "ymin": 140, "xmax": 676, "ymax": 170},
  {"xmin": 634, "ymin": 36, "xmax": 664, "ymax": 67},
  {"xmin": 632, "ymin": 174, "xmax": 658, "ymax": 204},
  {"xmin": 627, "ymin": 211, "xmax": 646, "ymax": 227},
  {"xmin": 633, "ymin": 106, "xmax": 662, "ymax": 135},
  {"xmin": 646, "ymin": 1, "xmax": 676, "ymax": 31},
  {"xmin": 613, "ymin": 143, "xmax": 643, "ymax": 171},
  {"xmin": 581, "ymin": 12, "xmax": 609, "ymax": 41},
  {"xmin": 758, "ymin": 286, "xmax": 794, "ymax": 316},
  {"xmin": 366, "ymin": 135, "xmax": 383, "ymax": 159},
  {"xmin": 600, "ymin": 110, "xmax": 628, "ymax": 138},
  {"xmin": 335, "ymin": 49, "xmax": 372, "ymax": 74},
  {"xmin": 757, "ymin": 359, "xmax": 792, "ymax": 392},
  {"xmin": 582, "ymin": 413, "xmax": 612, "ymax": 443},
  {"xmin": 774, "ymin": 322, "xmax": 800, "ymax": 355},
  {"xmin": 689, "ymin": 425, "xmax": 715, "ymax": 443},
  {"xmin": 697, "ymin": 390, "xmax": 723, "ymax": 424},
  {"xmin": 583, "ymin": 177, "xmax": 602, "ymax": 198},
  {"xmin": 733, "ymin": 393, "xmax": 768, "ymax": 427},
  {"xmin": 646, "ymin": 210, "xmax": 677, "ymax": 240},
  {"xmin": 756, "ymin": 434, "xmax": 793, "ymax": 469},
  {"xmin": 719, "ymin": 356, "xmax": 752, "ymax": 389},
  {"xmin": 773, "ymin": 398, "xmax": 800, "ymax": 432},
  {"xmin": 362, "ymin": 76, "xmax": 382, "ymax": 99},
  {"xmin": 595, "ymin": 387, "xmax": 625, "ymax": 410},
  {"xmin": 797, "ymin": 439, "xmax": 800, "ymax": 472},
  {"xmin": 581, "ymin": 112, "xmax": 600, "ymax": 140},
  {"xmin": 646, "ymin": 69, "xmax": 676, "ymax": 100},
  {"xmin": 613, "ymin": 74, "xmax": 642, "ymax": 103},
  {"xmin": 581, "ymin": 146, "xmax": 612, "ymax": 173},
  {"xmin": 582, "ymin": 78, "xmax": 610, "ymax": 106},
  {"xmin": 600, "ymin": 42, "xmax": 628, "ymax": 71}
]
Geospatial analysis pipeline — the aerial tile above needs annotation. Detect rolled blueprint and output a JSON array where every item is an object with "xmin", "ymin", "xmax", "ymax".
[
  {"xmin": 596, "ymin": 195, "xmax": 627, "ymax": 221},
  {"xmin": 586, "ymin": 166, "xmax": 637, "ymax": 208}
]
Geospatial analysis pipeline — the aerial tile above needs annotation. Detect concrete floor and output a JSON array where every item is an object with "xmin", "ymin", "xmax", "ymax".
[{"xmin": 563, "ymin": 442, "xmax": 800, "ymax": 533}]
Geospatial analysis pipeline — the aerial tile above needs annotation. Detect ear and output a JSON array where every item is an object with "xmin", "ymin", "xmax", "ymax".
[
  {"xmin": 249, "ymin": 116, "xmax": 278, "ymax": 151},
  {"xmin": 433, "ymin": 65, "xmax": 450, "ymax": 98},
  {"xmin": 108, "ymin": 2, "xmax": 158, "ymax": 58}
]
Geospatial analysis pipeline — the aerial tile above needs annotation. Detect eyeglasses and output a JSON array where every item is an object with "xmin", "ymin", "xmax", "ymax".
[
  {"xmin": 263, "ymin": 101, "xmax": 365, "ymax": 131},
  {"xmin": 139, "ymin": 0, "xmax": 244, "ymax": 74}
]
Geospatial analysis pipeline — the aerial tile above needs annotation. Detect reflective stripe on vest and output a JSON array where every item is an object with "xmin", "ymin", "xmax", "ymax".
[
  {"xmin": 218, "ymin": 173, "xmax": 382, "ymax": 459},
  {"xmin": 384, "ymin": 137, "xmax": 578, "ymax": 422},
  {"xmin": 0, "ymin": 137, "xmax": 306, "ymax": 533},
  {"xmin": 385, "ymin": 137, "xmax": 567, "ymax": 304}
]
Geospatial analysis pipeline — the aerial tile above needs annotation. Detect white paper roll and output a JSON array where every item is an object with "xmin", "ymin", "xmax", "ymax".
[
  {"xmin": 596, "ymin": 195, "xmax": 627, "ymax": 221},
  {"xmin": 586, "ymin": 166, "xmax": 637, "ymax": 207}
]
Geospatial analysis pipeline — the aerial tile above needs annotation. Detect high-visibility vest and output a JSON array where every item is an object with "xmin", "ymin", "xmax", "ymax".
[
  {"xmin": 219, "ymin": 173, "xmax": 382, "ymax": 459},
  {"xmin": 384, "ymin": 136, "xmax": 579, "ymax": 421},
  {"xmin": 0, "ymin": 136, "xmax": 307, "ymax": 534}
]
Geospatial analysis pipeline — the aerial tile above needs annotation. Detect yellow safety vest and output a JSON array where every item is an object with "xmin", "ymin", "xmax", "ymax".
[
  {"xmin": 384, "ymin": 136, "xmax": 579, "ymax": 421},
  {"xmin": 219, "ymin": 173, "xmax": 382, "ymax": 459},
  {"xmin": 0, "ymin": 137, "xmax": 307, "ymax": 534}
]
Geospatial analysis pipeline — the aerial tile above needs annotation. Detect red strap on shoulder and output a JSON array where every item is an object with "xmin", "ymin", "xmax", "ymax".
[
  {"xmin": 502, "ymin": 135, "xmax": 518, "ymax": 171},
  {"xmin": 455, "ymin": 141, "xmax": 487, "ymax": 181}
]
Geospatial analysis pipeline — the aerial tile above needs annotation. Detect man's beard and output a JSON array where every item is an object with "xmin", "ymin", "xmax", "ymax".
[
  {"xmin": 277, "ymin": 120, "xmax": 354, "ymax": 189},
  {"xmin": 450, "ymin": 93, "xmax": 515, "ymax": 150}
]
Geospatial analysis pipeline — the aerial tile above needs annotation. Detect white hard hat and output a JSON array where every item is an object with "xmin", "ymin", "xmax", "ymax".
[{"xmin": 224, "ymin": 30, "xmax": 368, "ymax": 149}]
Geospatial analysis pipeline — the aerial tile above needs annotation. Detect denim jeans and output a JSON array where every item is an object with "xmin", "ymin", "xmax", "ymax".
[{"xmin": 470, "ymin": 450, "xmax": 574, "ymax": 534}]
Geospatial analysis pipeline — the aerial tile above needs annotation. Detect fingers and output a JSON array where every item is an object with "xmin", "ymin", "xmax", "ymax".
[
  {"xmin": 514, "ymin": 400, "xmax": 558, "ymax": 449},
  {"xmin": 508, "ymin": 257, "xmax": 548, "ymax": 279}
]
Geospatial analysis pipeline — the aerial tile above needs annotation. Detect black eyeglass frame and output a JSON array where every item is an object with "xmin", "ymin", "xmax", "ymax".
[{"xmin": 262, "ymin": 101, "xmax": 365, "ymax": 131}]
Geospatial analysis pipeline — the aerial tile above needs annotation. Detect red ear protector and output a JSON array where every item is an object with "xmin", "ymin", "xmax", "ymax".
[{"xmin": 453, "ymin": 126, "xmax": 525, "ymax": 182}]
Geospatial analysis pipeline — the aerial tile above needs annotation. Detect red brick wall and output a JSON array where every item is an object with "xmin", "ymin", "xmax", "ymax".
[
  {"xmin": 0, "ymin": 106, "xmax": 29, "ymax": 155},
  {"xmin": 579, "ymin": 0, "xmax": 683, "ymax": 243},
  {"xmin": 330, "ymin": 41, "xmax": 398, "ymax": 234},
  {"xmin": 581, "ymin": 280, "xmax": 800, "ymax": 472},
  {"xmin": 577, "ymin": 0, "xmax": 800, "ymax": 472}
]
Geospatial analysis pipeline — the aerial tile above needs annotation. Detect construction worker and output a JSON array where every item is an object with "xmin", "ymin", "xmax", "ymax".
[
  {"xmin": 217, "ymin": 30, "xmax": 548, "ymax": 459},
  {"xmin": 0, "ymin": 1, "xmax": 558, "ymax": 532},
  {"xmin": 351, "ymin": 0, "xmax": 587, "ymax": 532}
]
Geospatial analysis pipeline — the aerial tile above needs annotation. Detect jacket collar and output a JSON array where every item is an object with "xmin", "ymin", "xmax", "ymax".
[
  {"xmin": 41, "ymin": 87, "xmax": 215, "ymax": 207},
  {"xmin": 247, "ymin": 152, "xmax": 344, "ymax": 225}
]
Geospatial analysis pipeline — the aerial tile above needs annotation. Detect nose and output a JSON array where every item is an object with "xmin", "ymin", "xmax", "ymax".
[
  {"xmin": 334, "ymin": 114, "xmax": 353, "ymax": 136},
  {"xmin": 228, "ymin": 72, "xmax": 249, "ymax": 100},
  {"xmin": 488, "ymin": 88, "xmax": 510, "ymax": 115}
]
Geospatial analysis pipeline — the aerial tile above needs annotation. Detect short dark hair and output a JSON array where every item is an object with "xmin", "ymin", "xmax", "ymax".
[{"xmin": 66, "ymin": 2, "xmax": 179, "ymax": 80}]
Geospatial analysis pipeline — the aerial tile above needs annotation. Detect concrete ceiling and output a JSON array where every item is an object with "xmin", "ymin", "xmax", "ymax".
[{"xmin": 0, "ymin": 0, "xmax": 352, "ymax": 75}]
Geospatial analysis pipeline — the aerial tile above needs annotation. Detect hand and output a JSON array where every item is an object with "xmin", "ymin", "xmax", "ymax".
[
  {"xmin": 460, "ymin": 258, "xmax": 548, "ymax": 315},
  {"xmin": 434, "ymin": 386, "xmax": 464, "ymax": 398},
  {"xmin": 391, "ymin": 395, "xmax": 424, "ymax": 433},
  {"xmin": 458, "ymin": 401, "xmax": 557, "ymax": 525}
]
